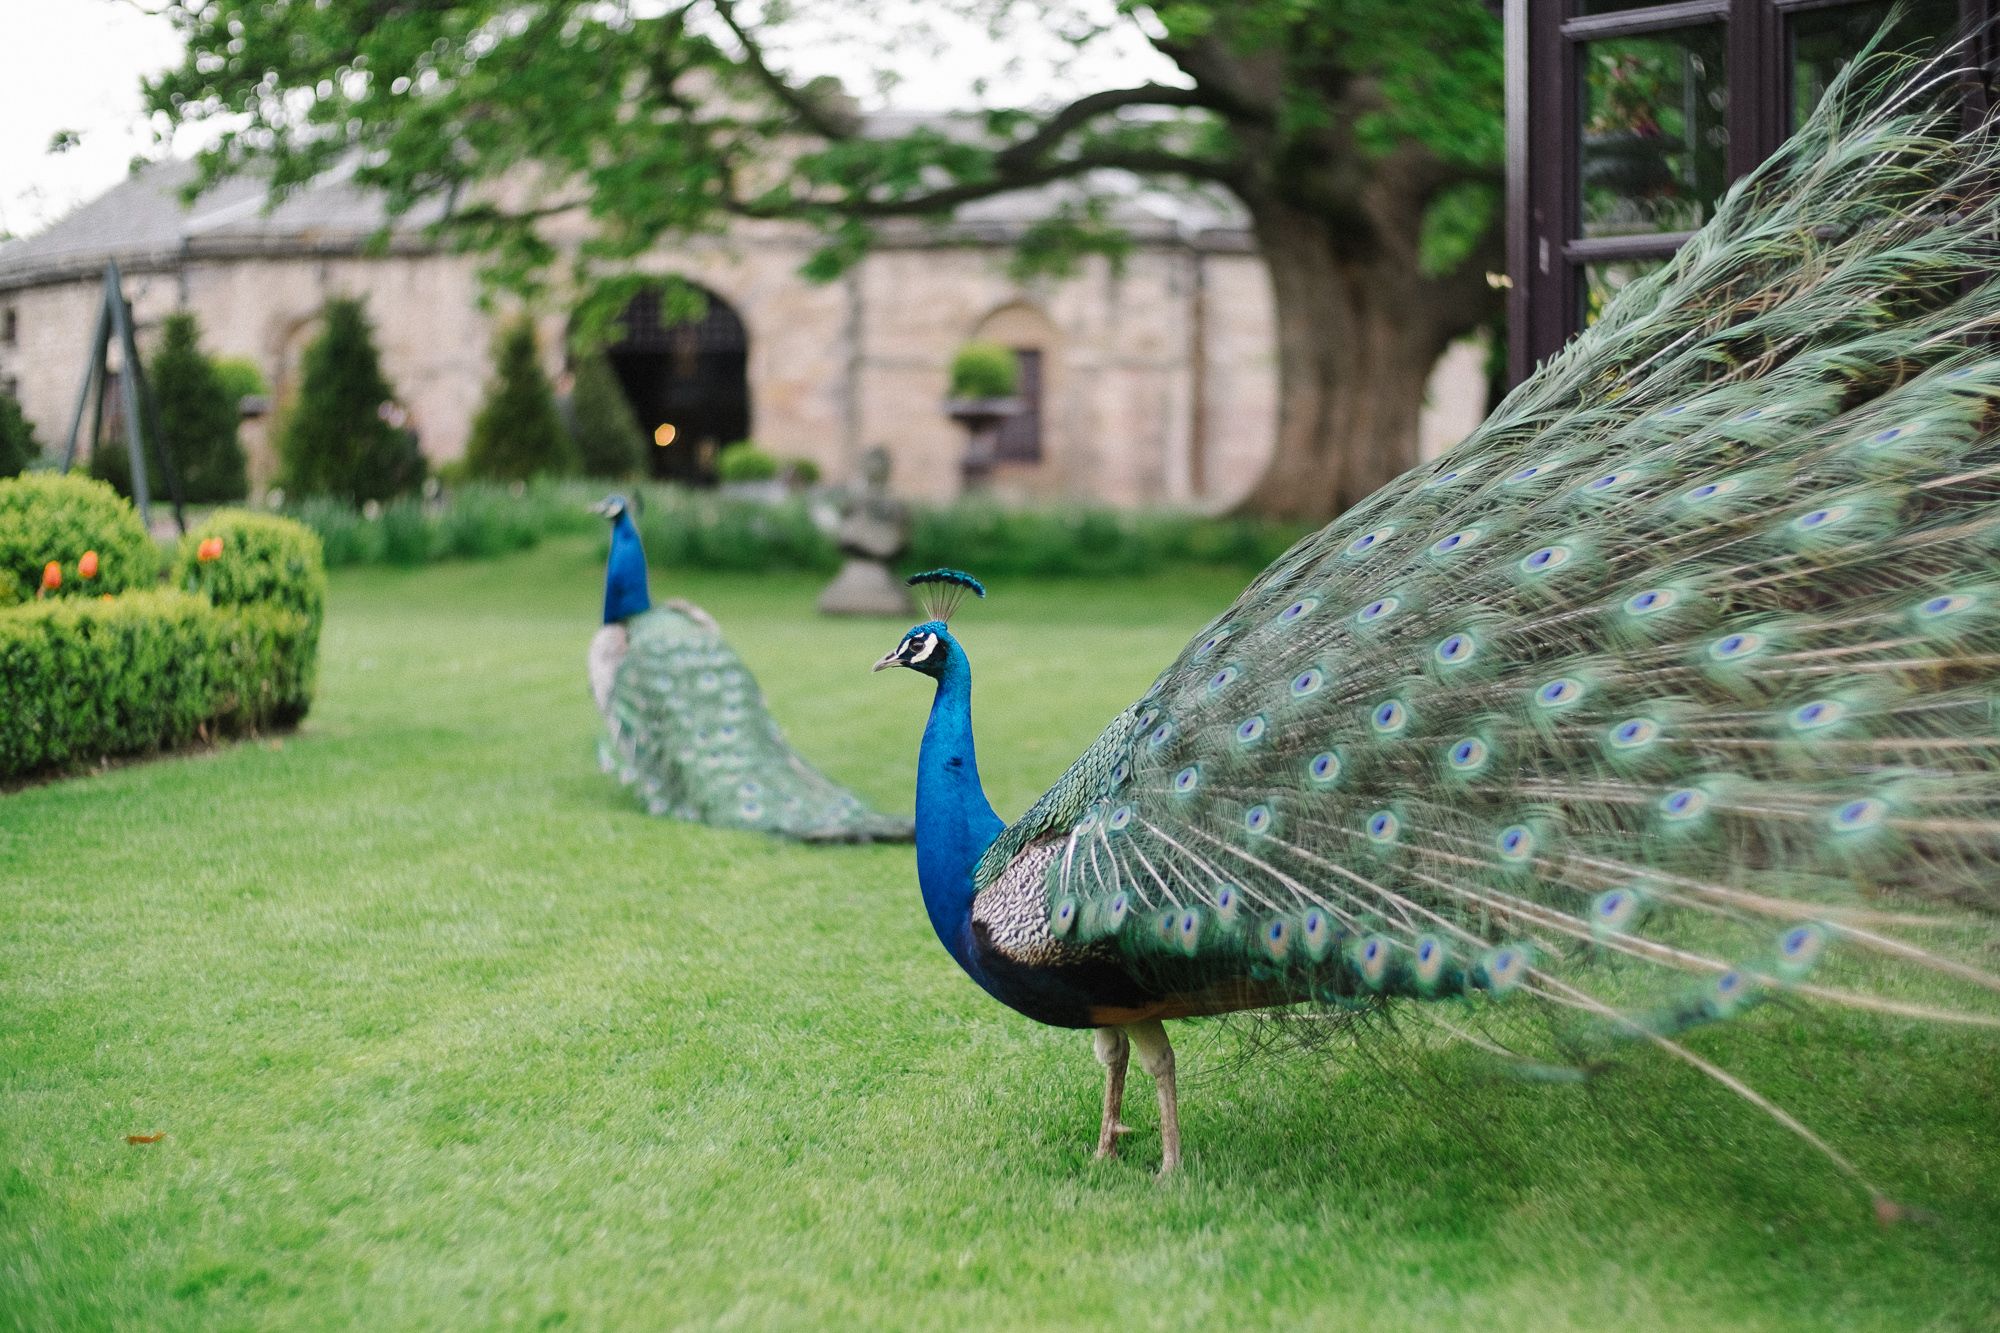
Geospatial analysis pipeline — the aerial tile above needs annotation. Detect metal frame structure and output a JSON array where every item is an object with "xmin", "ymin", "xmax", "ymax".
[{"xmin": 59, "ymin": 262, "xmax": 186, "ymax": 533}]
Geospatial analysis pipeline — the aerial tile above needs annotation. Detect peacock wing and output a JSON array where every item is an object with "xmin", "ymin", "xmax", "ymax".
[{"xmin": 606, "ymin": 605, "xmax": 913, "ymax": 841}]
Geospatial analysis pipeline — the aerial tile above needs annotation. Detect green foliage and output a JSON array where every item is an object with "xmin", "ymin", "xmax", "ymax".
[
  {"xmin": 565, "ymin": 351, "xmax": 646, "ymax": 479},
  {"xmin": 634, "ymin": 491, "xmax": 837, "ymax": 573},
  {"xmin": 284, "ymin": 482, "xmax": 597, "ymax": 570},
  {"xmin": 0, "ymin": 472, "xmax": 158, "ymax": 604},
  {"xmin": 948, "ymin": 343, "xmax": 1019, "ymax": 400},
  {"xmin": 715, "ymin": 443, "xmax": 779, "ymax": 484},
  {"xmin": 465, "ymin": 319, "xmax": 576, "ymax": 482},
  {"xmin": 212, "ymin": 356, "xmax": 267, "ymax": 404},
  {"xmin": 626, "ymin": 489, "xmax": 1304, "ymax": 577},
  {"xmin": 0, "ymin": 383, "xmax": 38, "ymax": 478},
  {"xmin": 284, "ymin": 481, "xmax": 1302, "ymax": 576},
  {"xmin": 94, "ymin": 311, "xmax": 247, "ymax": 503},
  {"xmin": 909, "ymin": 503, "xmax": 1306, "ymax": 577},
  {"xmin": 786, "ymin": 457, "xmax": 822, "ymax": 486},
  {"xmin": 277, "ymin": 298, "xmax": 423, "ymax": 504},
  {"xmin": 145, "ymin": 0, "xmax": 1504, "ymax": 313},
  {"xmin": 0, "ymin": 589, "xmax": 311, "ymax": 778},
  {"xmin": 1419, "ymin": 182, "xmax": 1503, "ymax": 279},
  {"xmin": 172, "ymin": 510, "xmax": 326, "ymax": 640}
]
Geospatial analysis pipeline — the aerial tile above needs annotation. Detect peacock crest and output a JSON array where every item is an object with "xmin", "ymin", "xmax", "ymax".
[{"xmin": 905, "ymin": 568, "xmax": 986, "ymax": 623}]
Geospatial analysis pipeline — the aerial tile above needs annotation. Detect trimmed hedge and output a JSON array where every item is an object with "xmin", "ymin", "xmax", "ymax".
[
  {"xmin": 173, "ymin": 510, "xmax": 327, "ymax": 634},
  {"xmin": 0, "ymin": 590, "xmax": 313, "ymax": 777},
  {"xmin": 0, "ymin": 473, "xmax": 158, "ymax": 605},
  {"xmin": 0, "ymin": 495, "xmax": 325, "ymax": 780}
]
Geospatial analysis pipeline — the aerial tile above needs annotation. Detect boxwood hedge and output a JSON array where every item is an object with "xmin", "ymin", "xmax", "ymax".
[{"xmin": 0, "ymin": 479, "xmax": 324, "ymax": 779}]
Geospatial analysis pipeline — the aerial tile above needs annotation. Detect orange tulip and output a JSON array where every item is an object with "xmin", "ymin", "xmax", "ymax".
[
  {"xmin": 196, "ymin": 537, "xmax": 224, "ymax": 562},
  {"xmin": 40, "ymin": 561, "xmax": 60, "ymax": 592},
  {"xmin": 78, "ymin": 550, "xmax": 99, "ymax": 579}
]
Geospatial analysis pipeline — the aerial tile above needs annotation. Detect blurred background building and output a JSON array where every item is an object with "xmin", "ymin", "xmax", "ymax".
[{"xmin": 0, "ymin": 143, "xmax": 1487, "ymax": 509}]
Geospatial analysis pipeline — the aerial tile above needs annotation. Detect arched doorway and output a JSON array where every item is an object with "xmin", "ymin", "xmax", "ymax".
[{"xmin": 603, "ymin": 283, "xmax": 750, "ymax": 483}]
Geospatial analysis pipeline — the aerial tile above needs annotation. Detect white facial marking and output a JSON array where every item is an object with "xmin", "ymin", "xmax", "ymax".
[{"xmin": 908, "ymin": 633, "xmax": 939, "ymax": 663}]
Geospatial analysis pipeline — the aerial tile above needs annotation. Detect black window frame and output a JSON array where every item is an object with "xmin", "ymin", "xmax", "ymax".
[{"xmin": 1506, "ymin": 0, "xmax": 1992, "ymax": 386}]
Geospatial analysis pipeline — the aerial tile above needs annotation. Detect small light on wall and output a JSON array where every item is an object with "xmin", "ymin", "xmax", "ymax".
[{"xmin": 654, "ymin": 423, "xmax": 678, "ymax": 447}]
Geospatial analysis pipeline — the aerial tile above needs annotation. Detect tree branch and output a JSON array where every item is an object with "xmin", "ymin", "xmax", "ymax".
[
  {"xmin": 711, "ymin": 0, "xmax": 858, "ymax": 141},
  {"xmin": 732, "ymin": 145, "xmax": 1243, "ymax": 221},
  {"xmin": 991, "ymin": 83, "xmax": 1222, "ymax": 171}
]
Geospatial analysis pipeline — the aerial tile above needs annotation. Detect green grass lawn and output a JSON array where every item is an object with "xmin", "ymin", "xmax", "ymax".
[{"xmin": 4, "ymin": 536, "xmax": 1998, "ymax": 1330}]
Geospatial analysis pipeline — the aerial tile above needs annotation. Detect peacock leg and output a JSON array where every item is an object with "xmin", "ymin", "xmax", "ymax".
[
  {"xmin": 1091, "ymin": 1026, "xmax": 1131, "ymax": 1159},
  {"xmin": 1126, "ymin": 1019, "xmax": 1180, "ymax": 1176}
]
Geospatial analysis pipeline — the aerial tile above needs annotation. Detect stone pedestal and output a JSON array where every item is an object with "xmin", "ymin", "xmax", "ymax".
[
  {"xmin": 816, "ymin": 444, "xmax": 916, "ymax": 617},
  {"xmin": 817, "ymin": 556, "xmax": 917, "ymax": 617}
]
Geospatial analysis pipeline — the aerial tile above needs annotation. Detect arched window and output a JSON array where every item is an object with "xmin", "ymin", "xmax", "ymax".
[
  {"xmin": 1506, "ymin": 0, "xmax": 1981, "ymax": 384},
  {"xmin": 971, "ymin": 303, "xmax": 1059, "ymax": 465}
]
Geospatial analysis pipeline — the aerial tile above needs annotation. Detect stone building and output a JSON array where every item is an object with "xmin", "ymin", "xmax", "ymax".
[{"xmin": 0, "ymin": 152, "xmax": 1485, "ymax": 507}]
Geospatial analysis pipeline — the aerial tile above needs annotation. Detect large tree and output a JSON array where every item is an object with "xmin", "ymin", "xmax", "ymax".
[{"xmin": 145, "ymin": 0, "xmax": 1503, "ymax": 520}]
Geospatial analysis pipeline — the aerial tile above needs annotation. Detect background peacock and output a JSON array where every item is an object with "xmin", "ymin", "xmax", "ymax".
[
  {"xmin": 875, "ymin": 54, "xmax": 2000, "ymax": 1199},
  {"xmin": 590, "ymin": 495, "xmax": 912, "ymax": 842}
]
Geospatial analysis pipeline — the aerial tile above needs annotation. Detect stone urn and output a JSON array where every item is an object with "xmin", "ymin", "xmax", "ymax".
[{"xmin": 945, "ymin": 396, "xmax": 1023, "ymax": 492}]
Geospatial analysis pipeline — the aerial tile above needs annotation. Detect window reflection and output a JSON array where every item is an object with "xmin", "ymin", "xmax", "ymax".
[{"xmin": 1580, "ymin": 26, "xmax": 1729, "ymax": 238}]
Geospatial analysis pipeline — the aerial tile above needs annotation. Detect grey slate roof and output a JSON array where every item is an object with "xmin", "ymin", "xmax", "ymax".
[
  {"xmin": 0, "ymin": 156, "xmax": 448, "ymax": 290},
  {"xmin": 0, "ymin": 117, "xmax": 1249, "ymax": 290}
]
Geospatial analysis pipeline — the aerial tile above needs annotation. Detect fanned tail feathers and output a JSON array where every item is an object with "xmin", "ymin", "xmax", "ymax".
[{"xmin": 974, "ymin": 51, "xmax": 2000, "ymax": 1195}]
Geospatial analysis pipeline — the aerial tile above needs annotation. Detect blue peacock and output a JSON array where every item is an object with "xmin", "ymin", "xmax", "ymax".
[
  {"xmin": 590, "ymin": 494, "xmax": 912, "ymax": 842},
  {"xmin": 876, "ymin": 56, "xmax": 2000, "ymax": 1195}
]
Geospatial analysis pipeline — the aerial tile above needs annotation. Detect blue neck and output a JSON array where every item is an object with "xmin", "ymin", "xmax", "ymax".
[
  {"xmin": 914, "ymin": 636, "xmax": 1006, "ymax": 984},
  {"xmin": 603, "ymin": 512, "xmax": 652, "ymax": 623}
]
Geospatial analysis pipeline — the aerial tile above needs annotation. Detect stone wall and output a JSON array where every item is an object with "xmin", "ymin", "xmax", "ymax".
[{"xmin": 0, "ymin": 222, "xmax": 1483, "ymax": 508}]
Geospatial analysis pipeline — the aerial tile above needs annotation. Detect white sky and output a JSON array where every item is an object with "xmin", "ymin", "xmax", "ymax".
[{"xmin": 0, "ymin": 0, "xmax": 1176, "ymax": 240}]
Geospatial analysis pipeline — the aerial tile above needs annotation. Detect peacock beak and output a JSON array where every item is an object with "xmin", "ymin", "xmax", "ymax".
[{"xmin": 871, "ymin": 648, "xmax": 904, "ymax": 672}]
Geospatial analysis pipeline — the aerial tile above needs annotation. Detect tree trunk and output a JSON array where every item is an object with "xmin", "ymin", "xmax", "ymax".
[{"xmin": 1231, "ymin": 197, "xmax": 1494, "ymax": 522}]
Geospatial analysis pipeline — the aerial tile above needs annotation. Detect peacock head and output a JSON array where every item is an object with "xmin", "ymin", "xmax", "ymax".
[
  {"xmin": 873, "ymin": 570, "xmax": 985, "ymax": 677},
  {"xmin": 874, "ymin": 620, "xmax": 956, "ymax": 677},
  {"xmin": 590, "ymin": 493, "xmax": 634, "ymax": 522}
]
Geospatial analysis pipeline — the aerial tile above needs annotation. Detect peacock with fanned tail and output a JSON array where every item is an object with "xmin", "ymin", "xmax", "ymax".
[
  {"xmin": 874, "ymin": 55, "xmax": 2000, "ymax": 1196},
  {"xmin": 590, "ymin": 495, "xmax": 912, "ymax": 842}
]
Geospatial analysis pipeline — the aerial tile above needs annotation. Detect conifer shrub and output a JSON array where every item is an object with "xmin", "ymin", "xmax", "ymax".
[
  {"xmin": 568, "ymin": 350, "xmax": 646, "ymax": 478},
  {"xmin": 278, "ymin": 298, "xmax": 424, "ymax": 502},
  {"xmin": 0, "ymin": 472, "xmax": 158, "ymax": 604},
  {"xmin": 93, "ymin": 311, "xmax": 247, "ymax": 502},
  {"xmin": 0, "ymin": 384, "xmax": 38, "ymax": 478},
  {"xmin": 466, "ymin": 319, "xmax": 577, "ymax": 481}
]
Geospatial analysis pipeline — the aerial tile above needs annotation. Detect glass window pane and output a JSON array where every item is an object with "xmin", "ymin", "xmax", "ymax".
[
  {"xmin": 1791, "ymin": 0, "xmax": 1961, "ymax": 130},
  {"xmin": 1579, "ymin": 25, "xmax": 1729, "ymax": 239},
  {"xmin": 1581, "ymin": 258, "xmax": 1669, "ymax": 327}
]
